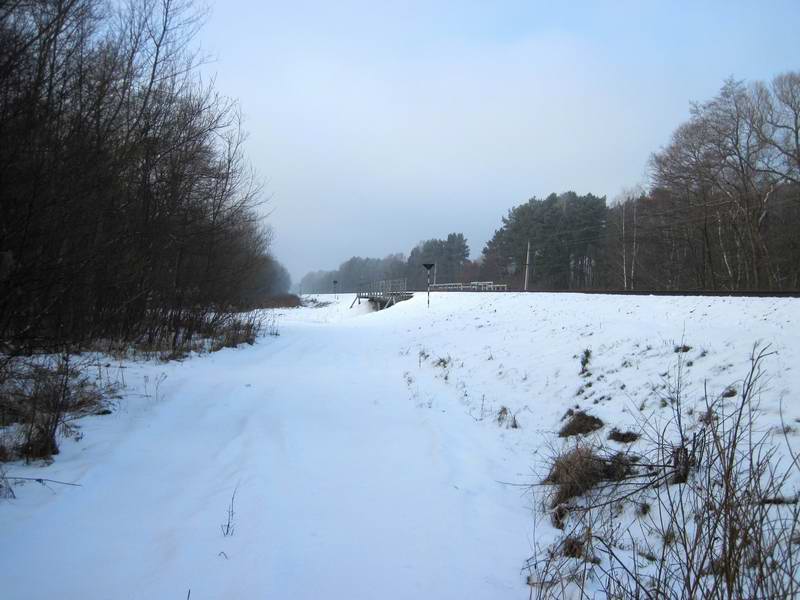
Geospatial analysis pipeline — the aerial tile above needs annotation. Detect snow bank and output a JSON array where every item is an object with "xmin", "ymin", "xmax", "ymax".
[{"xmin": 1, "ymin": 292, "xmax": 797, "ymax": 599}]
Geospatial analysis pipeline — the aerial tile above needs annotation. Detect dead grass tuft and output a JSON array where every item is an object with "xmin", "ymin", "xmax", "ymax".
[
  {"xmin": 544, "ymin": 445, "xmax": 634, "ymax": 508},
  {"xmin": 562, "ymin": 536, "xmax": 585, "ymax": 558},
  {"xmin": 545, "ymin": 446, "xmax": 599, "ymax": 507},
  {"xmin": 559, "ymin": 411, "xmax": 604, "ymax": 437},
  {"xmin": 551, "ymin": 503, "xmax": 569, "ymax": 529},
  {"xmin": 608, "ymin": 428, "xmax": 640, "ymax": 443},
  {"xmin": 545, "ymin": 446, "xmax": 603, "ymax": 507}
]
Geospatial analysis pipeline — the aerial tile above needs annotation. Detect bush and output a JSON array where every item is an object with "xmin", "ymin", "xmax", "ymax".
[
  {"xmin": 0, "ymin": 354, "xmax": 110, "ymax": 462},
  {"xmin": 0, "ymin": 468, "xmax": 14, "ymax": 499}
]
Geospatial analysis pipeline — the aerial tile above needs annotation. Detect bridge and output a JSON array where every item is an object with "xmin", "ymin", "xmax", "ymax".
[{"xmin": 351, "ymin": 278, "xmax": 413, "ymax": 310}]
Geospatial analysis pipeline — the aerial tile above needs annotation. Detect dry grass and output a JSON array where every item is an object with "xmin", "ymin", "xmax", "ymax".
[
  {"xmin": 559, "ymin": 410, "xmax": 604, "ymax": 437},
  {"xmin": 608, "ymin": 428, "xmax": 640, "ymax": 443},
  {"xmin": 562, "ymin": 536, "xmax": 585, "ymax": 558},
  {"xmin": 497, "ymin": 406, "xmax": 520, "ymax": 429},
  {"xmin": 256, "ymin": 294, "xmax": 301, "ymax": 309},
  {"xmin": 543, "ymin": 445, "xmax": 632, "ymax": 508}
]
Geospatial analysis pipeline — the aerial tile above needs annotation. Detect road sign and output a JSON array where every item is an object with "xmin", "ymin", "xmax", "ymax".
[{"xmin": 422, "ymin": 264, "xmax": 435, "ymax": 308}]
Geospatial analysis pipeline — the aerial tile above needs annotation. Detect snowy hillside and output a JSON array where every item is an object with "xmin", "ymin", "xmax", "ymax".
[{"xmin": 1, "ymin": 292, "xmax": 798, "ymax": 599}]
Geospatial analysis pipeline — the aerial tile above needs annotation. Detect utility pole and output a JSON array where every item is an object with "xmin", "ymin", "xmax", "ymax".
[{"xmin": 523, "ymin": 240, "xmax": 531, "ymax": 292}]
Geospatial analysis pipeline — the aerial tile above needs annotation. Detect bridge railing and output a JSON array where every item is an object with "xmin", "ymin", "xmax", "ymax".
[
  {"xmin": 429, "ymin": 281, "xmax": 508, "ymax": 292},
  {"xmin": 357, "ymin": 278, "xmax": 408, "ymax": 296},
  {"xmin": 429, "ymin": 282, "xmax": 464, "ymax": 291}
]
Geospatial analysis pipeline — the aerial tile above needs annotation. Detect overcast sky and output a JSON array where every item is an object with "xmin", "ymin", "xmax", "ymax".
[{"xmin": 197, "ymin": 0, "xmax": 800, "ymax": 283}]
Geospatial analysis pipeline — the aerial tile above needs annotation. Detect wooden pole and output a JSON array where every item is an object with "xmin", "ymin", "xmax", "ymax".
[{"xmin": 523, "ymin": 240, "xmax": 531, "ymax": 292}]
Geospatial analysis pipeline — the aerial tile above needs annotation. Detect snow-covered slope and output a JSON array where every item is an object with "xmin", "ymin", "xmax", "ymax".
[{"xmin": 1, "ymin": 292, "xmax": 798, "ymax": 599}]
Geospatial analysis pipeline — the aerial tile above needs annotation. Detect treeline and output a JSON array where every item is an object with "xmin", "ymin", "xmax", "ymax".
[
  {"xmin": 298, "ymin": 233, "xmax": 471, "ymax": 293},
  {"xmin": 301, "ymin": 72, "xmax": 800, "ymax": 293},
  {"xmin": 486, "ymin": 74, "xmax": 800, "ymax": 291},
  {"xmin": 0, "ymin": 0, "xmax": 289, "ymax": 357}
]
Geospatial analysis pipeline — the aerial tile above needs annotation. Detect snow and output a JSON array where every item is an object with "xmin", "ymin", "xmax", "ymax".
[{"xmin": 1, "ymin": 292, "xmax": 798, "ymax": 599}]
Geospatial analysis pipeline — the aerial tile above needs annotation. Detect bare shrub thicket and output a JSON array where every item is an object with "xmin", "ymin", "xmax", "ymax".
[
  {"xmin": 528, "ymin": 345, "xmax": 800, "ymax": 599},
  {"xmin": 0, "ymin": 354, "xmax": 116, "ymax": 462}
]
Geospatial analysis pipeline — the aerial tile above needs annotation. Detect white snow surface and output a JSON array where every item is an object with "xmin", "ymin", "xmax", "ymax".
[{"xmin": 1, "ymin": 292, "xmax": 798, "ymax": 599}]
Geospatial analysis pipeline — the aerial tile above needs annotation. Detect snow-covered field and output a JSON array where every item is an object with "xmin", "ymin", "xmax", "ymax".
[{"xmin": 1, "ymin": 292, "xmax": 798, "ymax": 599}]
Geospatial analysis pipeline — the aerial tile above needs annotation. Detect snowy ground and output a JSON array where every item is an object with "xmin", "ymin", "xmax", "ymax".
[{"xmin": 1, "ymin": 292, "xmax": 798, "ymax": 599}]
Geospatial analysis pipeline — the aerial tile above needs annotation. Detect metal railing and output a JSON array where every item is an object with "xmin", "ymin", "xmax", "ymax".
[
  {"xmin": 429, "ymin": 281, "xmax": 508, "ymax": 292},
  {"xmin": 356, "ymin": 278, "xmax": 408, "ymax": 297}
]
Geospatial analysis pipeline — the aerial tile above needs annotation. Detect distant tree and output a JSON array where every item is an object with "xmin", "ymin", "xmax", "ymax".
[
  {"xmin": 481, "ymin": 192, "xmax": 607, "ymax": 290},
  {"xmin": 298, "ymin": 234, "xmax": 471, "ymax": 293},
  {"xmin": 406, "ymin": 233, "xmax": 469, "ymax": 289},
  {"xmin": 297, "ymin": 253, "xmax": 407, "ymax": 293}
]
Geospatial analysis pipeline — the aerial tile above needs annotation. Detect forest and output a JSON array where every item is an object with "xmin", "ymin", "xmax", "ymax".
[
  {"xmin": 300, "ymin": 73, "xmax": 800, "ymax": 293},
  {"xmin": 0, "ymin": 0, "xmax": 290, "ymax": 359},
  {"xmin": 0, "ymin": 0, "xmax": 290, "ymax": 460}
]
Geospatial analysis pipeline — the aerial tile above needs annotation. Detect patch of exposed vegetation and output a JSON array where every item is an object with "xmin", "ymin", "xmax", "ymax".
[
  {"xmin": 559, "ymin": 410, "xmax": 604, "ymax": 437},
  {"xmin": 608, "ymin": 428, "xmax": 640, "ymax": 443},
  {"xmin": 579, "ymin": 348, "xmax": 592, "ymax": 375},
  {"xmin": 497, "ymin": 406, "xmax": 520, "ymax": 429},
  {"xmin": 544, "ymin": 445, "xmax": 633, "ymax": 508}
]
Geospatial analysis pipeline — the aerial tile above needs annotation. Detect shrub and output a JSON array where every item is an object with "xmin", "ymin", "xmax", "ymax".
[
  {"xmin": 0, "ymin": 354, "xmax": 110, "ymax": 462},
  {"xmin": 0, "ymin": 468, "xmax": 14, "ymax": 499},
  {"xmin": 0, "ymin": 442, "xmax": 12, "ymax": 462}
]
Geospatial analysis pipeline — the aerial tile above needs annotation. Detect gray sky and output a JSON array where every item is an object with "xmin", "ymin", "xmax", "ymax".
[{"xmin": 197, "ymin": 0, "xmax": 800, "ymax": 283}]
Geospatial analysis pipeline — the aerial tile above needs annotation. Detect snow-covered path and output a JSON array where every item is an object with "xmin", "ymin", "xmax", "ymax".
[
  {"xmin": 0, "ymin": 299, "xmax": 533, "ymax": 599},
  {"xmin": 2, "ymin": 292, "xmax": 799, "ymax": 599}
]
